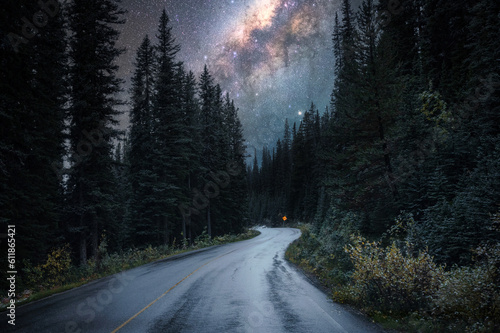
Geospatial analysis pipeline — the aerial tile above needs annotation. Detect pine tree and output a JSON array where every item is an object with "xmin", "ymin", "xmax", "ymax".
[
  {"xmin": 462, "ymin": 0, "xmax": 500, "ymax": 147},
  {"xmin": 128, "ymin": 35, "xmax": 159, "ymax": 246},
  {"xmin": 421, "ymin": 0, "xmax": 471, "ymax": 102},
  {"xmin": 327, "ymin": 0, "xmax": 403, "ymax": 233},
  {"xmin": 178, "ymin": 70, "xmax": 201, "ymax": 243},
  {"xmin": 252, "ymin": 150, "xmax": 260, "ymax": 193},
  {"xmin": 332, "ymin": 12, "xmax": 343, "ymax": 74},
  {"xmin": 341, "ymin": 0, "xmax": 354, "ymax": 45},
  {"xmin": 198, "ymin": 65, "xmax": 222, "ymax": 236},
  {"xmin": 289, "ymin": 119, "xmax": 305, "ymax": 218},
  {"xmin": 67, "ymin": 0, "xmax": 126, "ymax": 263},
  {"xmin": 151, "ymin": 9, "xmax": 185, "ymax": 245},
  {"xmin": 110, "ymin": 138, "xmax": 130, "ymax": 252},
  {"xmin": 377, "ymin": 0, "xmax": 423, "ymax": 76},
  {"xmin": 223, "ymin": 93, "xmax": 247, "ymax": 233}
]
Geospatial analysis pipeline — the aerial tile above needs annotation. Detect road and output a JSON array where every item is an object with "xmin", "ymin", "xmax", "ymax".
[{"xmin": 2, "ymin": 228, "xmax": 385, "ymax": 333}]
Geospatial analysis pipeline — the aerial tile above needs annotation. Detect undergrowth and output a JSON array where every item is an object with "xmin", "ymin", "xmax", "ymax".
[{"xmin": 286, "ymin": 213, "xmax": 500, "ymax": 333}]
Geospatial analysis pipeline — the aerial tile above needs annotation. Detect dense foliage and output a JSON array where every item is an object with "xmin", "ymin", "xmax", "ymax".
[
  {"xmin": 250, "ymin": 0, "xmax": 500, "ymax": 266},
  {"xmin": 255, "ymin": 0, "xmax": 500, "ymax": 330},
  {"xmin": 127, "ymin": 12, "xmax": 248, "ymax": 248},
  {"xmin": 1, "ymin": 1, "xmax": 499, "ymax": 327},
  {"xmin": 287, "ymin": 219, "xmax": 500, "ymax": 332},
  {"xmin": 0, "ymin": 2, "xmax": 248, "ymax": 295}
]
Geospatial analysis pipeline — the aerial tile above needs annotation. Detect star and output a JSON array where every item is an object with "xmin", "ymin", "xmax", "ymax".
[{"xmin": 117, "ymin": 0, "xmax": 337, "ymax": 156}]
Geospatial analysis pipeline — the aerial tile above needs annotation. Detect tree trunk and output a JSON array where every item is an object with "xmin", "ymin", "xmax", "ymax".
[
  {"xmin": 90, "ymin": 218, "xmax": 98, "ymax": 259},
  {"xmin": 188, "ymin": 217, "xmax": 192, "ymax": 245},
  {"xmin": 377, "ymin": 113, "xmax": 399, "ymax": 199},
  {"xmin": 163, "ymin": 215, "xmax": 169, "ymax": 245},
  {"xmin": 79, "ymin": 187, "xmax": 87, "ymax": 264},
  {"xmin": 207, "ymin": 203, "xmax": 212, "ymax": 237},
  {"xmin": 182, "ymin": 216, "xmax": 187, "ymax": 243},
  {"xmin": 79, "ymin": 234, "xmax": 87, "ymax": 265},
  {"xmin": 182, "ymin": 176, "xmax": 189, "ymax": 242}
]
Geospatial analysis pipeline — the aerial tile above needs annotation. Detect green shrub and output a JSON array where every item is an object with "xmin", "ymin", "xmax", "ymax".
[
  {"xmin": 20, "ymin": 259, "xmax": 43, "ymax": 291},
  {"xmin": 345, "ymin": 235, "xmax": 445, "ymax": 315},
  {"xmin": 194, "ymin": 229, "xmax": 212, "ymax": 247},
  {"xmin": 286, "ymin": 213, "xmax": 500, "ymax": 332},
  {"xmin": 22, "ymin": 245, "xmax": 72, "ymax": 290},
  {"xmin": 432, "ymin": 242, "xmax": 500, "ymax": 332}
]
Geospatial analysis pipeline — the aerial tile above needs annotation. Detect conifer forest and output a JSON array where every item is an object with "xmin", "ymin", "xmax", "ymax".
[{"xmin": 1, "ymin": 0, "xmax": 499, "ymax": 331}]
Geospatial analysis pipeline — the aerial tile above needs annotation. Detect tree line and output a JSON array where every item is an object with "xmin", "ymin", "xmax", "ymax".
[
  {"xmin": 249, "ymin": 0, "xmax": 500, "ymax": 265},
  {"xmin": 0, "ymin": 0, "xmax": 247, "ymax": 272}
]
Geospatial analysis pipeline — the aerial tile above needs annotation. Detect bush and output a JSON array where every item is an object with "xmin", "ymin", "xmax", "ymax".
[
  {"xmin": 432, "ymin": 242, "xmax": 500, "ymax": 332},
  {"xmin": 287, "ymin": 212, "xmax": 500, "ymax": 332},
  {"xmin": 194, "ymin": 229, "xmax": 212, "ymax": 247},
  {"xmin": 43, "ymin": 245, "xmax": 72, "ymax": 287},
  {"xmin": 22, "ymin": 245, "xmax": 72, "ymax": 290},
  {"xmin": 345, "ymin": 235, "xmax": 445, "ymax": 315},
  {"xmin": 20, "ymin": 259, "xmax": 43, "ymax": 291}
]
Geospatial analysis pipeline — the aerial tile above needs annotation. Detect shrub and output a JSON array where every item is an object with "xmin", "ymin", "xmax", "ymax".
[
  {"xmin": 345, "ymin": 235, "xmax": 445, "ymax": 315},
  {"xmin": 20, "ymin": 259, "xmax": 43, "ymax": 291},
  {"xmin": 25, "ymin": 245, "xmax": 72, "ymax": 289},
  {"xmin": 287, "ymin": 212, "xmax": 500, "ymax": 332},
  {"xmin": 194, "ymin": 229, "xmax": 212, "ymax": 247},
  {"xmin": 432, "ymin": 242, "xmax": 500, "ymax": 332}
]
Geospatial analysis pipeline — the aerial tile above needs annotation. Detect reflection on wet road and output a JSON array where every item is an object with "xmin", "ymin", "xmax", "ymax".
[{"xmin": 2, "ymin": 228, "xmax": 386, "ymax": 333}]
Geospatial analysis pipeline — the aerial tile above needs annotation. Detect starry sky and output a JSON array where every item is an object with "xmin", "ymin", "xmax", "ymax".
[{"xmin": 117, "ymin": 0, "xmax": 342, "ymax": 155}]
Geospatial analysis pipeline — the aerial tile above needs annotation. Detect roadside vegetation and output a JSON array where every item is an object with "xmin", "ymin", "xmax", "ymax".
[
  {"xmin": 286, "ymin": 215, "xmax": 500, "ymax": 333},
  {"xmin": 0, "ymin": 229, "xmax": 259, "ymax": 311}
]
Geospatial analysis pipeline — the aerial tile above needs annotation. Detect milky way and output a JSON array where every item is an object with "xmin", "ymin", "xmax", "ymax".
[{"xmin": 118, "ymin": 0, "xmax": 340, "ymax": 156}]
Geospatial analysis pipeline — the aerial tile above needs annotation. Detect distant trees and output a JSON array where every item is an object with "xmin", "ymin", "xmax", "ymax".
[{"xmin": 248, "ymin": 104, "xmax": 325, "ymax": 225}]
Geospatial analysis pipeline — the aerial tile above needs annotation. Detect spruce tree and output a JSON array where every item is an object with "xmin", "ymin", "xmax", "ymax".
[
  {"xmin": 222, "ymin": 93, "xmax": 247, "ymax": 233},
  {"xmin": 67, "ymin": 0, "xmax": 126, "ymax": 263},
  {"xmin": 178, "ymin": 70, "xmax": 201, "ymax": 242},
  {"xmin": 198, "ymin": 66, "xmax": 225, "ymax": 236},
  {"xmin": 151, "ymin": 9, "xmax": 185, "ymax": 245},
  {"xmin": 128, "ymin": 35, "xmax": 159, "ymax": 246},
  {"xmin": 282, "ymin": 119, "xmax": 292, "ymax": 207}
]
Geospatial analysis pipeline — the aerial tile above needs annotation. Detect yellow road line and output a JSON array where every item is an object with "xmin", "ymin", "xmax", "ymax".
[{"xmin": 110, "ymin": 249, "xmax": 236, "ymax": 333}]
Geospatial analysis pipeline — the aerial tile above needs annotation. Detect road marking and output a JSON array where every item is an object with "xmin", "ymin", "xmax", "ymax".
[{"xmin": 110, "ymin": 249, "xmax": 237, "ymax": 333}]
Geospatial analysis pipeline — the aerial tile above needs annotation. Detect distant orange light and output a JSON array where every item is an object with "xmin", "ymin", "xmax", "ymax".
[{"xmin": 282, "ymin": 216, "xmax": 287, "ymax": 221}]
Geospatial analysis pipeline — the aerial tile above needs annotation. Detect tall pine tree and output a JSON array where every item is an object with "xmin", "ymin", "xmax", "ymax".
[{"xmin": 67, "ymin": 0, "xmax": 126, "ymax": 263}]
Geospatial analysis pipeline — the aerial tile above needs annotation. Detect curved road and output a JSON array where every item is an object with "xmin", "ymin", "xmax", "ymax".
[{"xmin": 2, "ymin": 228, "xmax": 385, "ymax": 333}]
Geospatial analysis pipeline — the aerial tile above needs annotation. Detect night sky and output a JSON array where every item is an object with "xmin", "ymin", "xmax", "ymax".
[{"xmin": 117, "ymin": 0, "xmax": 342, "ymax": 155}]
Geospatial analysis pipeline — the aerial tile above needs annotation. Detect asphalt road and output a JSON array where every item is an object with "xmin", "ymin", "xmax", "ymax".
[{"xmin": 2, "ymin": 228, "xmax": 386, "ymax": 333}]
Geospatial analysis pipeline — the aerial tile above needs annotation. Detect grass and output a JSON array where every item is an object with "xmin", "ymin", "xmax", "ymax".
[{"xmin": 0, "ymin": 228, "xmax": 260, "ymax": 311}]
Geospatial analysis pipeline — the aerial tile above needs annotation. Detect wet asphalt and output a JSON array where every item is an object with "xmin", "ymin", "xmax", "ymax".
[{"xmin": 1, "ymin": 227, "xmax": 386, "ymax": 333}]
